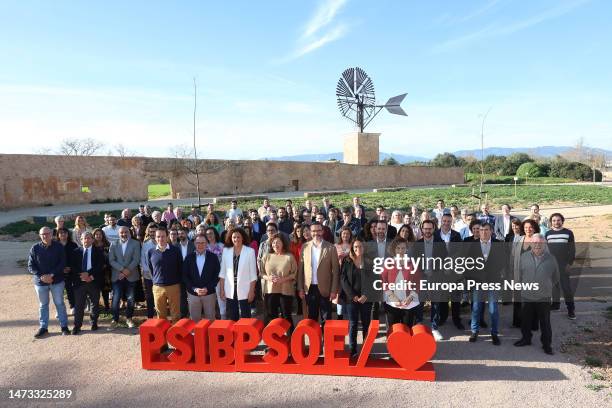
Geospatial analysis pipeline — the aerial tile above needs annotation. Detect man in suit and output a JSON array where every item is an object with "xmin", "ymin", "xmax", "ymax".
[
  {"xmin": 494, "ymin": 204, "xmax": 517, "ymax": 241},
  {"xmin": 434, "ymin": 213, "xmax": 465, "ymax": 330},
  {"xmin": 335, "ymin": 207, "xmax": 362, "ymax": 239},
  {"xmin": 466, "ymin": 223, "xmax": 506, "ymax": 345},
  {"xmin": 108, "ymin": 226, "xmax": 141, "ymax": 329},
  {"xmin": 366, "ymin": 220, "xmax": 391, "ymax": 259},
  {"xmin": 174, "ymin": 226, "xmax": 194, "ymax": 318},
  {"xmin": 183, "ymin": 234, "xmax": 221, "ymax": 322},
  {"xmin": 71, "ymin": 231, "xmax": 104, "ymax": 334},
  {"xmin": 315, "ymin": 212, "xmax": 334, "ymax": 243},
  {"xmin": 378, "ymin": 210, "xmax": 397, "ymax": 240},
  {"xmin": 298, "ymin": 222, "xmax": 340, "ymax": 330},
  {"xmin": 413, "ymin": 219, "xmax": 448, "ymax": 341}
]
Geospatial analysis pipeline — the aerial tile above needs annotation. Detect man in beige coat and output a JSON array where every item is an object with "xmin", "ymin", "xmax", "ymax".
[{"xmin": 298, "ymin": 222, "xmax": 340, "ymax": 329}]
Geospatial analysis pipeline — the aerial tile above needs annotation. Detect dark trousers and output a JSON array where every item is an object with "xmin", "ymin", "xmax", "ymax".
[
  {"xmin": 111, "ymin": 280, "xmax": 136, "ymax": 322},
  {"xmin": 73, "ymin": 282, "xmax": 100, "ymax": 329},
  {"xmin": 264, "ymin": 293, "xmax": 294, "ymax": 333},
  {"xmin": 552, "ymin": 265, "xmax": 575, "ymax": 312},
  {"xmin": 385, "ymin": 303, "xmax": 422, "ymax": 329},
  {"xmin": 180, "ymin": 282, "xmax": 189, "ymax": 318},
  {"xmin": 438, "ymin": 301, "xmax": 461, "ymax": 324},
  {"xmin": 226, "ymin": 298, "xmax": 251, "ymax": 321},
  {"xmin": 521, "ymin": 302, "xmax": 552, "ymax": 347},
  {"xmin": 306, "ymin": 284, "xmax": 332, "ymax": 329},
  {"xmin": 65, "ymin": 280, "xmax": 75, "ymax": 309},
  {"xmin": 143, "ymin": 278, "xmax": 156, "ymax": 318},
  {"xmin": 346, "ymin": 301, "xmax": 373, "ymax": 352}
]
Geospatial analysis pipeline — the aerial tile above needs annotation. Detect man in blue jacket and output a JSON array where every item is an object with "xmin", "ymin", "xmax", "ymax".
[
  {"xmin": 183, "ymin": 234, "xmax": 220, "ymax": 322},
  {"xmin": 28, "ymin": 227, "xmax": 70, "ymax": 338}
]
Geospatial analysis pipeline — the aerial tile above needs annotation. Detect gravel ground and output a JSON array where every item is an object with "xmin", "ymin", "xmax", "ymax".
[{"xmin": 0, "ymin": 241, "xmax": 610, "ymax": 408}]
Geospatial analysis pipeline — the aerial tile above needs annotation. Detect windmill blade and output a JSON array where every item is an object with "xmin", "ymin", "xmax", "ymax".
[{"xmin": 383, "ymin": 93, "xmax": 408, "ymax": 116}]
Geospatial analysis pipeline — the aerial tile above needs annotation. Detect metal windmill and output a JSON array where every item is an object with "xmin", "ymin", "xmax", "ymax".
[{"xmin": 336, "ymin": 67, "xmax": 407, "ymax": 132}]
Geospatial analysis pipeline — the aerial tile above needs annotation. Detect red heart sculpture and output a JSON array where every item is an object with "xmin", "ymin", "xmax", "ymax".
[{"xmin": 387, "ymin": 323, "xmax": 436, "ymax": 371}]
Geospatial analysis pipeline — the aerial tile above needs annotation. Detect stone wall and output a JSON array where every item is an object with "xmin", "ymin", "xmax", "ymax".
[
  {"xmin": 0, "ymin": 154, "xmax": 464, "ymax": 209},
  {"xmin": 0, "ymin": 154, "xmax": 148, "ymax": 209}
]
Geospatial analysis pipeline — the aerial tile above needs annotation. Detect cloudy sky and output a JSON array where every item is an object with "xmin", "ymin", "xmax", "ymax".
[{"xmin": 1, "ymin": 0, "xmax": 610, "ymax": 159}]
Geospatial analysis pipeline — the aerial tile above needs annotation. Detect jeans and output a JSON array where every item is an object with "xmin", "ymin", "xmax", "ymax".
[
  {"xmin": 111, "ymin": 280, "xmax": 136, "ymax": 322},
  {"xmin": 552, "ymin": 264, "xmax": 575, "ymax": 312},
  {"xmin": 471, "ymin": 290, "xmax": 499, "ymax": 335},
  {"xmin": 430, "ymin": 301, "xmax": 441, "ymax": 330},
  {"xmin": 306, "ymin": 284, "xmax": 332, "ymax": 330},
  {"xmin": 346, "ymin": 301, "xmax": 373, "ymax": 352},
  {"xmin": 143, "ymin": 278, "xmax": 155, "ymax": 318},
  {"xmin": 34, "ymin": 282, "xmax": 68, "ymax": 329}
]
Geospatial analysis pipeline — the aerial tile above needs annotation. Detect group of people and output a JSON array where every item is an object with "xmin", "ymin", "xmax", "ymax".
[{"xmin": 28, "ymin": 196, "xmax": 576, "ymax": 357}]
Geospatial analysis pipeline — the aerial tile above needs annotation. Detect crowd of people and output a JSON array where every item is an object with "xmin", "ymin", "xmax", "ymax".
[{"xmin": 28, "ymin": 196, "xmax": 576, "ymax": 357}]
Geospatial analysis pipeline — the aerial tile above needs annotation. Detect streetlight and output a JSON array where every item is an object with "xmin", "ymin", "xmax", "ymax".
[{"xmin": 513, "ymin": 176, "xmax": 518, "ymax": 197}]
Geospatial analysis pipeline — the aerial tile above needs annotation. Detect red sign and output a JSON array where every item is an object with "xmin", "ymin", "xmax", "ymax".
[{"xmin": 140, "ymin": 318, "xmax": 436, "ymax": 381}]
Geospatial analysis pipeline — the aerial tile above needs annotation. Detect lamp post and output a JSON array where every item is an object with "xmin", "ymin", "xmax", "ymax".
[{"xmin": 513, "ymin": 176, "xmax": 518, "ymax": 197}]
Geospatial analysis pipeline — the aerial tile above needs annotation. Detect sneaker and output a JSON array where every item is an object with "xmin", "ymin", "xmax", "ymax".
[
  {"xmin": 432, "ymin": 329, "xmax": 444, "ymax": 342},
  {"xmin": 126, "ymin": 318, "xmax": 135, "ymax": 328},
  {"xmin": 491, "ymin": 334, "xmax": 501, "ymax": 346},
  {"xmin": 34, "ymin": 328, "xmax": 48, "ymax": 338},
  {"xmin": 514, "ymin": 339, "xmax": 531, "ymax": 347},
  {"xmin": 469, "ymin": 332, "xmax": 478, "ymax": 342},
  {"xmin": 568, "ymin": 311, "xmax": 576, "ymax": 320},
  {"xmin": 107, "ymin": 320, "xmax": 119, "ymax": 331},
  {"xmin": 550, "ymin": 303, "xmax": 560, "ymax": 311}
]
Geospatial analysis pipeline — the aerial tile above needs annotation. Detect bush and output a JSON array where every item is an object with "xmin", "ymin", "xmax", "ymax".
[
  {"xmin": 549, "ymin": 161, "xmax": 602, "ymax": 181},
  {"xmin": 516, "ymin": 162, "xmax": 547, "ymax": 178},
  {"xmin": 430, "ymin": 152, "xmax": 465, "ymax": 168}
]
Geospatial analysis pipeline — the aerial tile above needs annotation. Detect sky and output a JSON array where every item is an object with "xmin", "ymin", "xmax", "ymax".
[{"xmin": 0, "ymin": 0, "xmax": 611, "ymax": 159}]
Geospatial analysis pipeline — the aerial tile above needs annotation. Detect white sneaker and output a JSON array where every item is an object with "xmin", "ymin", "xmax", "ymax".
[
  {"xmin": 432, "ymin": 329, "xmax": 444, "ymax": 342},
  {"xmin": 126, "ymin": 318, "xmax": 135, "ymax": 328},
  {"xmin": 107, "ymin": 320, "xmax": 118, "ymax": 331}
]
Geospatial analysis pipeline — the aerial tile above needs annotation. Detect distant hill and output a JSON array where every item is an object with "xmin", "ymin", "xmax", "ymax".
[
  {"xmin": 261, "ymin": 152, "xmax": 429, "ymax": 163},
  {"xmin": 263, "ymin": 146, "xmax": 612, "ymax": 164}
]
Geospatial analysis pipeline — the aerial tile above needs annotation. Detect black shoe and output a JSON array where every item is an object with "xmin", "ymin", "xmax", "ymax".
[
  {"xmin": 492, "ymin": 335, "xmax": 501, "ymax": 346},
  {"xmin": 469, "ymin": 333, "xmax": 478, "ymax": 342},
  {"xmin": 34, "ymin": 328, "xmax": 48, "ymax": 338},
  {"xmin": 550, "ymin": 303, "xmax": 560, "ymax": 311},
  {"xmin": 502, "ymin": 301, "xmax": 512, "ymax": 306},
  {"xmin": 480, "ymin": 320, "xmax": 488, "ymax": 329},
  {"xmin": 91, "ymin": 323, "xmax": 98, "ymax": 331},
  {"xmin": 350, "ymin": 348, "xmax": 358, "ymax": 359},
  {"xmin": 71, "ymin": 328, "xmax": 81, "ymax": 335},
  {"xmin": 514, "ymin": 339, "xmax": 531, "ymax": 347},
  {"xmin": 61, "ymin": 327, "xmax": 71, "ymax": 336},
  {"xmin": 543, "ymin": 346, "xmax": 554, "ymax": 355},
  {"xmin": 568, "ymin": 311, "xmax": 576, "ymax": 320},
  {"xmin": 454, "ymin": 320, "xmax": 465, "ymax": 330}
]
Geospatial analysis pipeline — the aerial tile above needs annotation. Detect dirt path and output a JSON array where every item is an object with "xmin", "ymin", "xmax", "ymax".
[{"xmin": 0, "ymin": 241, "xmax": 610, "ymax": 407}]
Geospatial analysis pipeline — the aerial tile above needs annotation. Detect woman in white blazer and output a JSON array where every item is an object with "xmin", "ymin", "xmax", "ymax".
[{"xmin": 219, "ymin": 228, "xmax": 258, "ymax": 321}]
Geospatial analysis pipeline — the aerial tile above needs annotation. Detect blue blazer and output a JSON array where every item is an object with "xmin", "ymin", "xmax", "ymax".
[{"xmin": 182, "ymin": 251, "xmax": 221, "ymax": 296}]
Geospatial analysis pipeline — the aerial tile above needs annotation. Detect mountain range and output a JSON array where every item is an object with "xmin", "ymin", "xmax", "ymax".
[{"xmin": 262, "ymin": 146, "xmax": 612, "ymax": 164}]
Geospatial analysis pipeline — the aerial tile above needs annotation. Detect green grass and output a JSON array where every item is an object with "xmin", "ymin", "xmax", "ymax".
[
  {"xmin": 148, "ymin": 184, "xmax": 172, "ymax": 199},
  {"xmin": 202, "ymin": 185, "xmax": 612, "ymax": 215},
  {"xmin": 586, "ymin": 384, "xmax": 607, "ymax": 392},
  {"xmin": 591, "ymin": 372, "xmax": 605, "ymax": 381},
  {"xmin": 585, "ymin": 356, "xmax": 603, "ymax": 368},
  {"xmin": 465, "ymin": 173, "xmax": 576, "ymax": 185}
]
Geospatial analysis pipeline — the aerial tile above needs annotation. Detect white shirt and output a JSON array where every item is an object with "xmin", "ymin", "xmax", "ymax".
[
  {"xmin": 121, "ymin": 239, "xmax": 128, "ymax": 257},
  {"xmin": 103, "ymin": 225, "xmax": 120, "ymax": 244},
  {"xmin": 195, "ymin": 252, "xmax": 206, "ymax": 276},
  {"xmin": 311, "ymin": 241, "xmax": 322, "ymax": 285},
  {"xmin": 453, "ymin": 219, "xmax": 468, "ymax": 232},
  {"xmin": 439, "ymin": 229, "xmax": 451, "ymax": 243},
  {"xmin": 376, "ymin": 240, "xmax": 386, "ymax": 258},
  {"xmin": 480, "ymin": 240, "xmax": 492, "ymax": 260},
  {"xmin": 503, "ymin": 215, "xmax": 511, "ymax": 236},
  {"xmin": 180, "ymin": 241, "xmax": 189, "ymax": 260},
  {"xmin": 82, "ymin": 245, "xmax": 92, "ymax": 271}
]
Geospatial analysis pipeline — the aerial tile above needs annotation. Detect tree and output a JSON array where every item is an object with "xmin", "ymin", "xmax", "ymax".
[
  {"xmin": 114, "ymin": 143, "xmax": 139, "ymax": 157},
  {"xmin": 516, "ymin": 162, "xmax": 547, "ymax": 178},
  {"xmin": 430, "ymin": 152, "xmax": 464, "ymax": 168},
  {"xmin": 59, "ymin": 137, "xmax": 104, "ymax": 156},
  {"xmin": 381, "ymin": 157, "xmax": 399, "ymax": 166}
]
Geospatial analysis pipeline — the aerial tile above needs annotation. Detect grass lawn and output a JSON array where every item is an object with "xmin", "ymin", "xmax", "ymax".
[
  {"xmin": 2, "ymin": 185, "xmax": 612, "ymax": 237},
  {"xmin": 465, "ymin": 173, "xmax": 576, "ymax": 185},
  {"xmin": 211, "ymin": 185, "xmax": 612, "ymax": 215},
  {"xmin": 148, "ymin": 184, "xmax": 171, "ymax": 199}
]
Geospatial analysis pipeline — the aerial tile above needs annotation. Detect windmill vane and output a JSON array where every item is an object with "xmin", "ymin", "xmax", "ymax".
[{"xmin": 336, "ymin": 66, "xmax": 407, "ymax": 132}]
